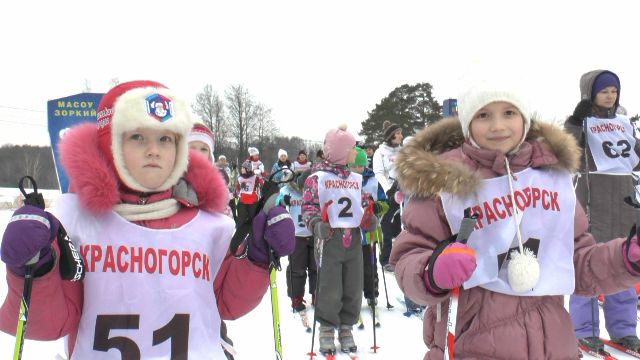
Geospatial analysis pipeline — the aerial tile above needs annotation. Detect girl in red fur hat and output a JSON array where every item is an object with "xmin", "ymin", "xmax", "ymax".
[{"xmin": 0, "ymin": 81, "xmax": 295, "ymax": 359}]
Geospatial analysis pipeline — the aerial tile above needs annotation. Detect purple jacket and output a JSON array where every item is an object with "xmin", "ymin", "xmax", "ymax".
[{"xmin": 390, "ymin": 118, "xmax": 640, "ymax": 360}]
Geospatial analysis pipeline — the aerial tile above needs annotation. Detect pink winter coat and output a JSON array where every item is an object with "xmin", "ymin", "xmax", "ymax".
[
  {"xmin": 0, "ymin": 123, "xmax": 269, "ymax": 356},
  {"xmin": 389, "ymin": 118, "xmax": 640, "ymax": 360}
]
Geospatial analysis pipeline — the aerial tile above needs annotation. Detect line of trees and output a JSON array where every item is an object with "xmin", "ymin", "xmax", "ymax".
[
  {"xmin": 191, "ymin": 84, "xmax": 322, "ymax": 170},
  {"xmin": 0, "ymin": 145, "xmax": 58, "ymax": 189}
]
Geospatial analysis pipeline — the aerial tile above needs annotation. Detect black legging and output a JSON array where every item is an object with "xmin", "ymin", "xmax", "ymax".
[{"xmin": 379, "ymin": 200, "xmax": 401, "ymax": 266}]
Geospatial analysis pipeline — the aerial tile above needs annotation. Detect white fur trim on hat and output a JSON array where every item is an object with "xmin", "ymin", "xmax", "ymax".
[
  {"xmin": 188, "ymin": 132, "xmax": 214, "ymax": 161},
  {"xmin": 111, "ymin": 87, "xmax": 194, "ymax": 192},
  {"xmin": 278, "ymin": 149, "xmax": 287, "ymax": 158},
  {"xmin": 248, "ymin": 147, "xmax": 259, "ymax": 156},
  {"xmin": 457, "ymin": 82, "xmax": 531, "ymax": 147}
]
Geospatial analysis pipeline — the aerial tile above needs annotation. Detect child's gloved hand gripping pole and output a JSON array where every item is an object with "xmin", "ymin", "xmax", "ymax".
[
  {"xmin": 443, "ymin": 208, "xmax": 478, "ymax": 360},
  {"xmin": 12, "ymin": 176, "xmax": 45, "ymax": 360}
]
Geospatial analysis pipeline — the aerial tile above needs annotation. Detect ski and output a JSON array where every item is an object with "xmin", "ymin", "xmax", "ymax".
[
  {"xmin": 319, "ymin": 350, "xmax": 336, "ymax": 359},
  {"xmin": 396, "ymin": 297, "xmax": 424, "ymax": 320},
  {"xmin": 601, "ymin": 338, "xmax": 640, "ymax": 358},
  {"xmin": 346, "ymin": 352, "xmax": 358, "ymax": 359},
  {"xmin": 578, "ymin": 343, "xmax": 618, "ymax": 359}
]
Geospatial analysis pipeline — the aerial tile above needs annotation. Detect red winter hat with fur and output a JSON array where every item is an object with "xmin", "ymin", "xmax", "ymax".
[{"xmin": 96, "ymin": 80, "xmax": 194, "ymax": 192}]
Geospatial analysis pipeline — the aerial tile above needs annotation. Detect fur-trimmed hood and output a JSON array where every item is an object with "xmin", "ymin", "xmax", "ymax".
[
  {"xmin": 396, "ymin": 117, "xmax": 581, "ymax": 198},
  {"xmin": 59, "ymin": 123, "xmax": 229, "ymax": 214}
]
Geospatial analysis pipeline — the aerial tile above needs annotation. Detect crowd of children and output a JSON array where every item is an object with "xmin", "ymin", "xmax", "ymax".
[{"xmin": 3, "ymin": 71, "xmax": 640, "ymax": 359}]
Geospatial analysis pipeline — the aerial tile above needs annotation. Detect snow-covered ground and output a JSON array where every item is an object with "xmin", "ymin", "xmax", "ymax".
[{"xmin": 0, "ymin": 188, "xmax": 637, "ymax": 359}]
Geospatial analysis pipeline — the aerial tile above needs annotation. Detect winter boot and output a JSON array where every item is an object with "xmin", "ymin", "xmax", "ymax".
[
  {"xmin": 292, "ymin": 296, "xmax": 306, "ymax": 312},
  {"xmin": 318, "ymin": 325, "xmax": 336, "ymax": 355},
  {"xmin": 338, "ymin": 325, "xmax": 357, "ymax": 353},
  {"xmin": 578, "ymin": 336, "xmax": 604, "ymax": 353},
  {"xmin": 611, "ymin": 335, "xmax": 640, "ymax": 352}
]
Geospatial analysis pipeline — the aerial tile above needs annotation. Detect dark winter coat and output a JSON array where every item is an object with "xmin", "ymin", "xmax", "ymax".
[
  {"xmin": 390, "ymin": 117, "xmax": 639, "ymax": 360},
  {"xmin": 564, "ymin": 69, "xmax": 640, "ymax": 243}
]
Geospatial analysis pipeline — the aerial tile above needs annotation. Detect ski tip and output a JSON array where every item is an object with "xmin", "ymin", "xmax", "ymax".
[
  {"xmin": 348, "ymin": 353, "xmax": 359, "ymax": 360},
  {"xmin": 578, "ymin": 343, "xmax": 618, "ymax": 360},
  {"xmin": 375, "ymin": 322, "xmax": 381, "ymax": 328},
  {"xmin": 357, "ymin": 324, "xmax": 364, "ymax": 330},
  {"xmin": 306, "ymin": 327, "xmax": 312, "ymax": 333}
]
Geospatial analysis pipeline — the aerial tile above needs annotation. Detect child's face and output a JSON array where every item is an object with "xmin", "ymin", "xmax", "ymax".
[
  {"xmin": 365, "ymin": 148, "xmax": 374, "ymax": 156},
  {"xmin": 469, "ymin": 101, "xmax": 524, "ymax": 155},
  {"xmin": 189, "ymin": 140, "xmax": 212, "ymax": 163},
  {"xmin": 391, "ymin": 130, "xmax": 403, "ymax": 145},
  {"xmin": 299, "ymin": 154, "xmax": 307, "ymax": 162},
  {"xmin": 122, "ymin": 128, "xmax": 177, "ymax": 190},
  {"xmin": 594, "ymin": 86, "xmax": 618, "ymax": 109},
  {"xmin": 279, "ymin": 154, "xmax": 288, "ymax": 162}
]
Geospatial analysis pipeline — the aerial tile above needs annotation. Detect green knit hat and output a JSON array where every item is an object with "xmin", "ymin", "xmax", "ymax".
[{"xmin": 349, "ymin": 146, "xmax": 368, "ymax": 167}]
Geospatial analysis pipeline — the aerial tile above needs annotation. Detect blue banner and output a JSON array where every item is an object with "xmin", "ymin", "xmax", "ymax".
[
  {"xmin": 443, "ymin": 98, "xmax": 458, "ymax": 117},
  {"xmin": 47, "ymin": 93, "xmax": 103, "ymax": 192}
]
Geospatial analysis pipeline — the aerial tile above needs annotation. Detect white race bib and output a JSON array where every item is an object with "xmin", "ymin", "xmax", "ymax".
[
  {"xmin": 238, "ymin": 175, "xmax": 258, "ymax": 196},
  {"xmin": 585, "ymin": 115, "xmax": 639, "ymax": 173},
  {"xmin": 280, "ymin": 187, "xmax": 312, "ymax": 237},
  {"xmin": 316, "ymin": 171, "xmax": 364, "ymax": 228},
  {"xmin": 440, "ymin": 168, "xmax": 576, "ymax": 296},
  {"xmin": 54, "ymin": 194, "xmax": 233, "ymax": 359}
]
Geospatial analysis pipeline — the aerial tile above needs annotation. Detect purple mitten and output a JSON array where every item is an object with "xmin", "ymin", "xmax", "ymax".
[
  {"xmin": 424, "ymin": 242, "xmax": 476, "ymax": 292},
  {"xmin": 1, "ymin": 205, "xmax": 59, "ymax": 276},
  {"xmin": 248, "ymin": 206, "xmax": 295, "ymax": 264},
  {"xmin": 264, "ymin": 206, "xmax": 295, "ymax": 256}
]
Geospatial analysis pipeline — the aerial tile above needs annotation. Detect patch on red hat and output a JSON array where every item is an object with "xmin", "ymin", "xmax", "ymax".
[{"xmin": 145, "ymin": 93, "xmax": 174, "ymax": 122}]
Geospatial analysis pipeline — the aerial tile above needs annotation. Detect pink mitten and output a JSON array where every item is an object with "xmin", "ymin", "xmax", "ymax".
[{"xmin": 424, "ymin": 242, "xmax": 477, "ymax": 293}]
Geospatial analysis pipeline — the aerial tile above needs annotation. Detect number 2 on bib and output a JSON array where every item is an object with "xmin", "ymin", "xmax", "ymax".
[{"xmin": 338, "ymin": 197, "xmax": 353, "ymax": 218}]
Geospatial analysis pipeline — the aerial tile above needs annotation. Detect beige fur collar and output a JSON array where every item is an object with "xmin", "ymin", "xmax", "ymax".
[{"xmin": 395, "ymin": 117, "xmax": 581, "ymax": 197}]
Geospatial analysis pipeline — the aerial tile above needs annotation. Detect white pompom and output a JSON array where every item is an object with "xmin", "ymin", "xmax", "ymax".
[
  {"xmin": 337, "ymin": 123, "xmax": 348, "ymax": 131},
  {"xmin": 507, "ymin": 247, "xmax": 540, "ymax": 293}
]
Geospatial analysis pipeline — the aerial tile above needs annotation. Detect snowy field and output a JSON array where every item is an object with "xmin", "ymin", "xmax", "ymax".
[{"xmin": 0, "ymin": 188, "xmax": 637, "ymax": 359}]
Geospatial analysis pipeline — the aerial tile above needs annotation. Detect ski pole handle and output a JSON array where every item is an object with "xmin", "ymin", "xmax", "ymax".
[
  {"xmin": 456, "ymin": 208, "xmax": 478, "ymax": 244},
  {"xmin": 18, "ymin": 176, "xmax": 45, "ymax": 210}
]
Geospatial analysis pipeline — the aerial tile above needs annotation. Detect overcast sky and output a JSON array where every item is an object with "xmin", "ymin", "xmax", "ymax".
[{"xmin": 1, "ymin": 0, "xmax": 639, "ymax": 149}]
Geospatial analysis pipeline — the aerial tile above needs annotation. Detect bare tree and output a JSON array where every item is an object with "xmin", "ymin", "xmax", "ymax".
[
  {"xmin": 192, "ymin": 84, "xmax": 227, "ymax": 154},
  {"xmin": 251, "ymin": 103, "xmax": 278, "ymax": 152},
  {"xmin": 22, "ymin": 151, "xmax": 43, "ymax": 182},
  {"xmin": 225, "ymin": 85, "xmax": 255, "ymax": 164}
]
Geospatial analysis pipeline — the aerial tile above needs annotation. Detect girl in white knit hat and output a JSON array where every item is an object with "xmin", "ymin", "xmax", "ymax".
[{"xmin": 389, "ymin": 81, "xmax": 640, "ymax": 359}]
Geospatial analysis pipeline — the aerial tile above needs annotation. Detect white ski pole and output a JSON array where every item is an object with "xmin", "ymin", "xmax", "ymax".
[{"xmin": 443, "ymin": 209, "xmax": 477, "ymax": 360}]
